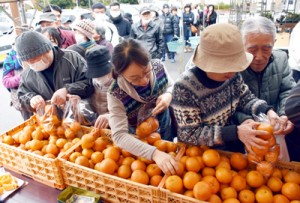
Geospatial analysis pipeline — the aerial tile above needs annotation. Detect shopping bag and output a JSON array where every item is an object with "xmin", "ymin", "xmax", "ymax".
[{"xmin": 191, "ymin": 24, "xmax": 198, "ymax": 34}]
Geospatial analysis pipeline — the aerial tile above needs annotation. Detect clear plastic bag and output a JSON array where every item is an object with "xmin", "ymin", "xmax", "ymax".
[
  {"xmin": 62, "ymin": 97, "xmax": 82, "ymax": 128},
  {"xmin": 36, "ymin": 104, "xmax": 61, "ymax": 135},
  {"xmin": 137, "ymin": 99, "xmax": 156, "ymax": 126},
  {"xmin": 275, "ymin": 135, "xmax": 290, "ymax": 162}
]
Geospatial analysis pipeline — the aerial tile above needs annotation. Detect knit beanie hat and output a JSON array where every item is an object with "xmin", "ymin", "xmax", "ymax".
[
  {"xmin": 85, "ymin": 45, "xmax": 112, "ymax": 78},
  {"xmin": 92, "ymin": 2, "xmax": 106, "ymax": 10},
  {"xmin": 15, "ymin": 30, "xmax": 53, "ymax": 61},
  {"xmin": 74, "ymin": 19, "xmax": 95, "ymax": 40}
]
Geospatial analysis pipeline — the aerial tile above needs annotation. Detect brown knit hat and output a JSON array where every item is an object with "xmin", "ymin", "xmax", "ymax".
[{"xmin": 73, "ymin": 19, "xmax": 95, "ymax": 40}]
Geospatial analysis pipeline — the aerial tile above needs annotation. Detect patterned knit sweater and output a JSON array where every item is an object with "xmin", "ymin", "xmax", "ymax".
[{"xmin": 172, "ymin": 67, "xmax": 270, "ymax": 147}]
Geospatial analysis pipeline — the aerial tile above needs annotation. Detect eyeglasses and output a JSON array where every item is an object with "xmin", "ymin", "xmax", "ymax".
[{"xmin": 122, "ymin": 65, "xmax": 153, "ymax": 85}]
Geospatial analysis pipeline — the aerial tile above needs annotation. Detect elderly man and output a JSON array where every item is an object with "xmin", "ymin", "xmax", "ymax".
[
  {"xmin": 238, "ymin": 16, "xmax": 296, "ymax": 160},
  {"xmin": 16, "ymin": 31, "xmax": 94, "ymax": 116},
  {"xmin": 172, "ymin": 23, "xmax": 283, "ymax": 153},
  {"xmin": 130, "ymin": 6, "xmax": 164, "ymax": 59}
]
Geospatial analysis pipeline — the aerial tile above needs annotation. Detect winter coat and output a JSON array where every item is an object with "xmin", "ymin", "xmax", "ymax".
[
  {"xmin": 58, "ymin": 28, "xmax": 76, "ymax": 49},
  {"xmin": 160, "ymin": 12, "xmax": 179, "ymax": 36},
  {"xmin": 130, "ymin": 21, "xmax": 164, "ymax": 59},
  {"xmin": 18, "ymin": 47, "xmax": 94, "ymax": 113},
  {"xmin": 110, "ymin": 15, "xmax": 131, "ymax": 38},
  {"xmin": 236, "ymin": 50, "xmax": 295, "ymax": 122},
  {"xmin": 182, "ymin": 12, "xmax": 194, "ymax": 27}
]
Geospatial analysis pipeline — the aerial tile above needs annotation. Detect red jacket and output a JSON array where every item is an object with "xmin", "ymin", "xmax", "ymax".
[{"xmin": 58, "ymin": 28, "xmax": 76, "ymax": 48}]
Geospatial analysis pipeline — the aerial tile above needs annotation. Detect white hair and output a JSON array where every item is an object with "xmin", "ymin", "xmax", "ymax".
[{"xmin": 241, "ymin": 16, "xmax": 276, "ymax": 42}]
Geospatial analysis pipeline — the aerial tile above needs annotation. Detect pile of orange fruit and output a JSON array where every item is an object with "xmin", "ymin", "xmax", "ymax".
[
  {"xmin": 2, "ymin": 119, "xmax": 84, "ymax": 159},
  {"xmin": 65, "ymin": 129, "xmax": 181, "ymax": 187},
  {"xmin": 165, "ymin": 145, "xmax": 300, "ymax": 203},
  {"xmin": 247, "ymin": 123, "xmax": 281, "ymax": 177}
]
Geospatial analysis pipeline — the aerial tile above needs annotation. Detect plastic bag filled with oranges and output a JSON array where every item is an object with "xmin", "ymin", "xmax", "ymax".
[
  {"xmin": 246, "ymin": 113, "xmax": 280, "ymax": 178},
  {"xmin": 36, "ymin": 104, "xmax": 62, "ymax": 135}
]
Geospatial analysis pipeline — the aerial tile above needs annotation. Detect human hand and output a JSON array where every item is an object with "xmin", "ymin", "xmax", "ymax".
[
  {"xmin": 94, "ymin": 114, "xmax": 109, "ymax": 129},
  {"xmin": 279, "ymin": 115, "xmax": 294, "ymax": 135},
  {"xmin": 267, "ymin": 110, "xmax": 284, "ymax": 134},
  {"xmin": 51, "ymin": 88, "xmax": 68, "ymax": 108},
  {"xmin": 152, "ymin": 93, "xmax": 172, "ymax": 116},
  {"xmin": 30, "ymin": 95, "xmax": 46, "ymax": 109},
  {"xmin": 237, "ymin": 120, "xmax": 269, "ymax": 154},
  {"xmin": 152, "ymin": 149, "xmax": 178, "ymax": 175}
]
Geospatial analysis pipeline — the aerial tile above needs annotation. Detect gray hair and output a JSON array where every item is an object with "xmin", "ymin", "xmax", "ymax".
[
  {"xmin": 241, "ymin": 16, "xmax": 276, "ymax": 42},
  {"xmin": 95, "ymin": 25, "xmax": 106, "ymax": 39}
]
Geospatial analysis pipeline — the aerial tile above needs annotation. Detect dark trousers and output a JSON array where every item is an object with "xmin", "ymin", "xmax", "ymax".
[
  {"xmin": 183, "ymin": 25, "xmax": 191, "ymax": 46},
  {"xmin": 285, "ymin": 128, "xmax": 300, "ymax": 162}
]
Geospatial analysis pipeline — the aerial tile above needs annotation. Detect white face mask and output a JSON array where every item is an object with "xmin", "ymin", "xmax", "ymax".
[
  {"xmin": 93, "ymin": 74, "xmax": 113, "ymax": 87},
  {"xmin": 95, "ymin": 13, "xmax": 108, "ymax": 21},
  {"xmin": 29, "ymin": 58, "xmax": 49, "ymax": 72},
  {"xmin": 75, "ymin": 34, "xmax": 86, "ymax": 44},
  {"xmin": 110, "ymin": 11, "xmax": 121, "ymax": 18},
  {"xmin": 142, "ymin": 18, "xmax": 151, "ymax": 25}
]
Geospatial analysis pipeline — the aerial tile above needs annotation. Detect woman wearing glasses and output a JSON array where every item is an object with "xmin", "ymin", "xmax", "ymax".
[{"xmin": 108, "ymin": 39, "xmax": 178, "ymax": 175}]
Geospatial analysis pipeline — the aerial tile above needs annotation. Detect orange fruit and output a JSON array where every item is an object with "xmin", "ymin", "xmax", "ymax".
[
  {"xmin": 267, "ymin": 176, "xmax": 283, "ymax": 192},
  {"xmin": 291, "ymin": 201, "xmax": 300, "ymax": 203},
  {"xmin": 284, "ymin": 171, "xmax": 300, "ymax": 184},
  {"xmin": 185, "ymin": 157, "xmax": 202, "ymax": 172},
  {"xmin": 176, "ymin": 162, "xmax": 185, "ymax": 176},
  {"xmin": 230, "ymin": 153, "xmax": 248, "ymax": 170},
  {"xmin": 81, "ymin": 133, "xmax": 95, "ymax": 149},
  {"xmin": 264, "ymin": 151, "xmax": 278, "ymax": 164},
  {"xmin": 246, "ymin": 171, "xmax": 264, "ymax": 188},
  {"xmin": 23, "ymin": 125, "xmax": 35, "ymax": 134},
  {"xmin": 267, "ymin": 135, "xmax": 276, "ymax": 148},
  {"xmin": 56, "ymin": 126, "xmax": 65, "ymax": 137},
  {"xmin": 193, "ymin": 181, "xmax": 212, "ymax": 201},
  {"xmin": 32, "ymin": 150, "xmax": 44, "ymax": 156},
  {"xmin": 221, "ymin": 187, "xmax": 237, "ymax": 200},
  {"xmin": 281, "ymin": 182, "xmax": 300, "ymax": 201},
  {"xmin": 104, "ymin": 146, "xmax": 120, "ymax": 161},
  {"xmin": 167, "ymin": 142, "xmax": 177, "ymax": 153},
  {"xmin": 91, "ymin": 151, "xmax": 104, "ymax": 164},
  {"xmin": 216, "ymin": 161, "xmax": 231, "ymax": 170},
  {"xmin": 202, "ymin": 167, "xmax": 216, "ymax": 177},
  {"xmin": 136, "ymin": 121, "xmax": 153, "ymax": 138},
  {"xmin": 153, "ymin": 140, "xmax": 168, "ymax": 152},
  {"xmin": 202, "ymin": 175, "xmax": 220, "ymax": 194},
  {"xmin": 131, "ymin": 160, "xmax": 146, "ymax": 171},
  {"xmin": 247, "ymin": 153, "xmax": 263, "ymax": 164},
  {"xmin": 56, "ymin": 138, "xmax": 67, "ymax": 149},
  {"xmin": 255, "ymin": 186, "xmax": 273, "ymax": 203},
  {"xmin": 256, "ymin": 161, "xmax": 274, "ymax": 177},
  {"xmin": 70, "ymin": 121, "xmax": 81, "ymax": 132},
  {"xmin": 146, "ymin": 132, "xmax": 161, "ymax": 145},
  {"xmin": 252, "ymin": 145, "xmax": 269, "ymax": 157},
  {"xmin": 220, "ymin": 155, "xmax": 230, "ymax": 163},
  {"xmin": 183, "ymin": 171, "xmax": 201, "ymax": 190},
  {"xmin": 117, "ymin": 164, "xmax": 132, "ymax": 179},
  {"xmin": 184, "ymin": 190, "xmax": 194, "ymax": 198},
  {"xmin": 165, "ymin": 175, "xmax": 183, "ymax": 193},
  {"xmin": 19, "ymin": 132, "xmax": 31, "ymax": 145},
  {"xmin": 273, "ymin": 194, "xmax": 290, "ymax": 203},
  {"xmin": 30, "ymin": 140, "xmax": 44, "ymax": 151},
  {"xmin": 93, "ymin": 137, "xmax": 110, "ymax": 152},
  {"xmin": 138, "ymin": 157, "xmax": 154, "ymax": 165},
  {"xmin": 63, "ymin": 142, "xmax": 74, "ymax": 152},
  {"xmin": 186, "ymin": 146, "xmax": 202, "ymax": 157},
  {"xmin": 44, "ymin": 153, "xmax": 56, "ymax": 158},
  {"xmin": 238, "ymin": 170, "xmax": 248, "ymax": 178},
  {"xmin": 31, "ymin": 129, "xmax": 44, "ymax": 140},
  {"xmin": 208, "ymin": 194, "xmax": 222, "ymax": 203},
  {"xmin": 131, "ymin": 170, "xmax": 149, "ymax": 185},
  {"xmin": 150, "ymin": 175, "xmax": 163, "ymax": 187},
  {"xmin": 216, "ymin": 167, "xmax": 232, "ymax": 184},
  {"xmin": 69, "ymin": 152, "xmax": 82, "ymax": 163},
  {"xmin": 122, "ymin": 157, "xmax": 135, "ymax": 166},
  {"xmin": 146, "ymin": 164, "xmax": 162, "ymax": 177},
  {"xmin": 202, "ymin": 149, "xmax": 220, "ymax": 167},
  {"xmin": 271, "ymin": 168, "xmax": 282, "ymax": 179},
  {"xmin": 147, "ymin": 117, "xmax": 159, "ymax": 131},
  {"xmin": 64, "ymin": 128, "xmax": 76, "ymax": 139},
  {"xmin": 45, "ymin": 143, "xmax": 59, "ymax": 156},
  {"xmin": 223, "ymin": 198, "xmax": 240, "ymax": 203},
  {"xmin": 180, "ymin": 156, "xmax": 189, "ymax": 165},
  {"xmin": 239, "ymin": 189, "xmax": 255, "ymax": 203},
  {"xmin": 75, "ymin": 156, "xmax": 90, "ymax": 168},
  {"xmin": 257, "ymin": 123, "xmax": 273, "ymax": 139},
  {"xmin": 121, "ymin": 149, "xmax": 133, "ymax": 157},
  {"xmin": 3, "ymin": 135, "xmax": 15, "ymax": 145},
  {"xmin": 94, "ymin": 158, "xmax": 117, "ymax": 175},
  {"xmin": 230, "ymin": 175, "xmax": 246, "ymax": 192}
]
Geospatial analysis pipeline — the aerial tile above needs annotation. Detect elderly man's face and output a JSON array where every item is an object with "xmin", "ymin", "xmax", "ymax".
[{"xmin": 244, "ymin": 33, "xmax": 274, "ymax": 72}]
